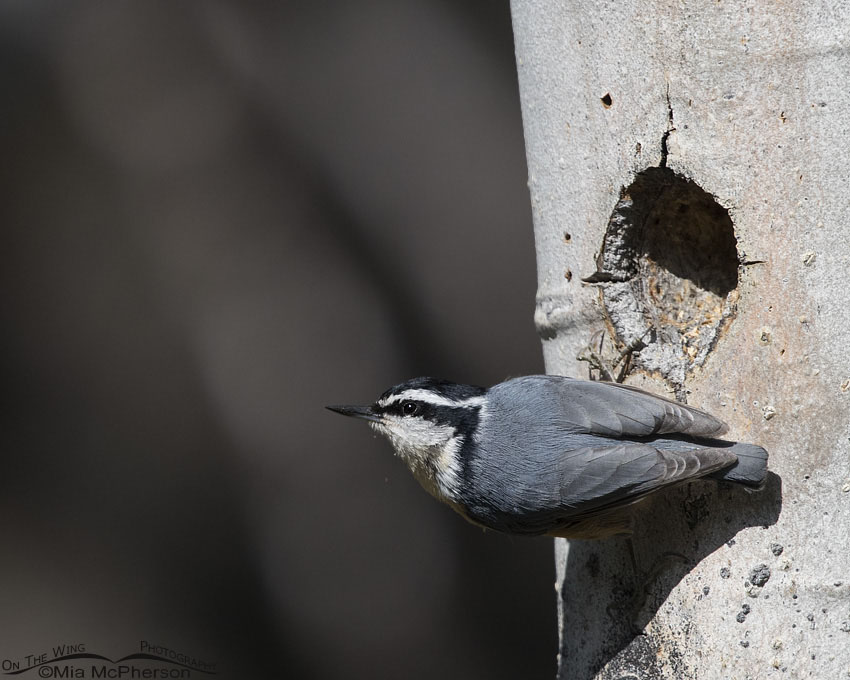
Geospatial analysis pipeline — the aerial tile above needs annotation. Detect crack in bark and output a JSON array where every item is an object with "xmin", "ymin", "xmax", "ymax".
[{"xmin": 660, "ymin": 85, "xmax": 675, "ymax": 168}]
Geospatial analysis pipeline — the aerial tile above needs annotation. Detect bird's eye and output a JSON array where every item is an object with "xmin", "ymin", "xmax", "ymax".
[{"xmin": 401, "ymin": 401, "xmax": 419, "ymax": 416}]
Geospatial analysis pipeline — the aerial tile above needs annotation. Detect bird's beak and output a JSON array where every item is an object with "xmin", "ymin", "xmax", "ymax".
[{"xmin": 325, "ymin": 404, "xmax": 383, "ymax": 423}]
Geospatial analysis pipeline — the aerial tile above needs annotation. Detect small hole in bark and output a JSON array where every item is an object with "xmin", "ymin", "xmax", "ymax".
[
  {"xmin": 585, "ymin": 167, "xmax": 739, "ymax": 390},
  {"xmin": 600, "ymin": 93, "xmax": 613, "ymax": 108}
]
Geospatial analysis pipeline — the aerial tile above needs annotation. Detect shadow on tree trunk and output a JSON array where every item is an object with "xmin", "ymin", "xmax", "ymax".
[{"xmin": 557, "ymin": 472, "xmax": 782, "ymax": 679}]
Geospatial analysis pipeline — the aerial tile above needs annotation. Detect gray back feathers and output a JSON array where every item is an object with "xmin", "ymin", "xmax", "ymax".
[
  {"xmin": 463, "ymin": 376, "xmax": 764, "ymax": 535},
  {"xmin": 504, "ymin": 375, "xmax": 729, "ymax": 438}
]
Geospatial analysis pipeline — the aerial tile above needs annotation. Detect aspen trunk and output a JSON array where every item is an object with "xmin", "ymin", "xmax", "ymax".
[{"xmin": 511, "ymin": 1, "xmax": 850, "ymax": 677}]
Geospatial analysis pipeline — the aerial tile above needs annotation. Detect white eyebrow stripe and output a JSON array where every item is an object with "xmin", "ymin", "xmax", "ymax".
[{"xmin": 379, "ymin": 390, "xmax": 486, "ymax": 409}]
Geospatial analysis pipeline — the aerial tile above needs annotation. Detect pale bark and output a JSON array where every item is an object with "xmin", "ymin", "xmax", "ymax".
[{"xmin": 511, "ymin": 1, "xmax": 850, "ymax": 677}]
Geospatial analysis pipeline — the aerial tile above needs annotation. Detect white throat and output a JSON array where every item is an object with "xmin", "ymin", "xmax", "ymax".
[{"xmin": 370, "ymin": 418, "xmax": 463, "ymax": 501}]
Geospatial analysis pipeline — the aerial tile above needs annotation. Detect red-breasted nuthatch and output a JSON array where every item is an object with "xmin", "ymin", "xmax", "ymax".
[{"xmin": 327, "ymin": 375, "xmax": 767, "ymax": 538}]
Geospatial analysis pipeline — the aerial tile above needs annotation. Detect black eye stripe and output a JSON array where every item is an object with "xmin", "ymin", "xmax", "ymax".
[
  {"xmin": 376, "ymin": 400, "xmax": 441, "ymax": 419},
  {"xmin": 378, "ymin": 400, "xmax": 428, "ymax": 417},
  {"xmin": 374, "ymin": 401, "xmax": 480, "ymax": 435}
]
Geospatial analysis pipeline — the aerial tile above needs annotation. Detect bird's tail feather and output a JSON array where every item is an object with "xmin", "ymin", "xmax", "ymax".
[{"xmin": 709, "ymin": 442, "xmax": 768, "ymax": 487}]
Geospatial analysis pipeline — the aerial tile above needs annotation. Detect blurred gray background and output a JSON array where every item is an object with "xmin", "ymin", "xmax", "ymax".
[{"xmin": 0, "ymin": 2, "xmax": 551, "ymax": 678}]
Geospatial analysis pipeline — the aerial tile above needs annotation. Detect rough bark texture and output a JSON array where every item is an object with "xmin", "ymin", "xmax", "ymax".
[{"xmin": 511, "ymin": 1, "xmax": 850, "ymax": 678}]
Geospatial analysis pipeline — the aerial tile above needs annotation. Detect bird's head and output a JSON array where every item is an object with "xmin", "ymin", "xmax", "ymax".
[{"xmin": 327, "ymin": 377, "xmax": 486, "ymax": 500}]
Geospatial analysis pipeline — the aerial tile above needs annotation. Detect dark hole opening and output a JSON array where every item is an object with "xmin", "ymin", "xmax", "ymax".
[
  {"xmin": 641, "ymin": 176, "xmax": 738, "ymax": 298},
  {"xmin": 590, "ymin": 167, "xmax": 740, "ymax": 385}
]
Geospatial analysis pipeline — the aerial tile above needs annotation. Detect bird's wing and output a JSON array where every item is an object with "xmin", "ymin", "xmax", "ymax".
[
  {"xmin": 538, "ymin": 376, "xmax": 728, "ymax": 438},
  {"xmin": 556, "ymin": 442, "xmax": 736, "ymax": 516}
]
